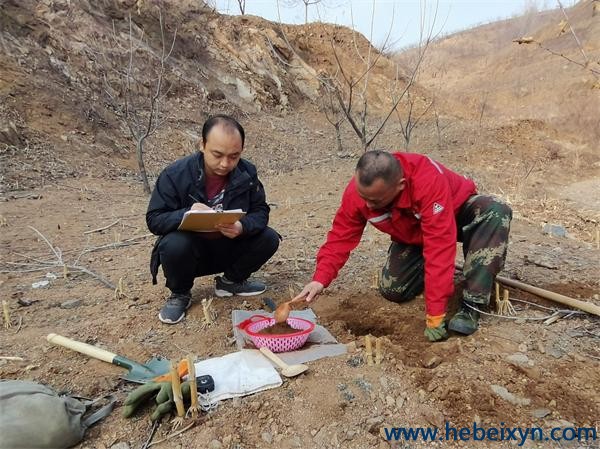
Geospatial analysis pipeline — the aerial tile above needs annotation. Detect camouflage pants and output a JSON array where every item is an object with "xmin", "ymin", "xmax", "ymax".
[{"xmin": 379, "ymin": 195, "xmax": 512, "ymax": 306}]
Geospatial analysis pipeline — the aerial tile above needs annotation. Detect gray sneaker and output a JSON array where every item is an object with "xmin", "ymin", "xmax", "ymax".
[
  {"xmin": 158, "ymin": 292, "xmax": 192, "ymax": 324},
  {"xmin": 215, "ymin": 276, "xmax": 267, "ymax": 297}
]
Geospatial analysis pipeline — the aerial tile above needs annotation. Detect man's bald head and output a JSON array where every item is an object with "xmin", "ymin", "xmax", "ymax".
[{"xmin": 356, "ymin": 150, "xmax": 402, "ymax": 187}]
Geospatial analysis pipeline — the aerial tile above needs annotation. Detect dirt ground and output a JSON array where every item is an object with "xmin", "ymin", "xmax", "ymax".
[
  {"xmin": 1, "ymin": 151, "xmax": 599, "ymax": 449},
  {"xmin": 1, "ymin": 1, "xmax": 599, "ymax": 448}
]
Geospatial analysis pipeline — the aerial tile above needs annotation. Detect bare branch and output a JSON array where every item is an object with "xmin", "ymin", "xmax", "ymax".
[
  {"xmin": 29, "ymin": 226, "xmax": 63, "ymax": 263},
  {"xmin": 557, "ymin": 0, "xmax": 589, "ymax": 65}
]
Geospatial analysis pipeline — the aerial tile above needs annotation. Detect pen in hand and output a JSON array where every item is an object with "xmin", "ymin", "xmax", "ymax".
[{"xmin": 188, "ymin": 194, "xmax": 213, "ymax": 212}]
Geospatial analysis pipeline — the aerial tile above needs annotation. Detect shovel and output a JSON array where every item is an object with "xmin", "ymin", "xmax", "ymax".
[
  {"xmin": 259, "ymin": 347, "xmax": 308, "ymax": 378},
  {"xmin": 46, "ymin": 333, "xmax": 172, "ymax": 384}
]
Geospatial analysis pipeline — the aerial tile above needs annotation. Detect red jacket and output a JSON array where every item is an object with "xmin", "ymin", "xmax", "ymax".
[{"xmin": 313, "ymin": 152, "xmax": 477, "ymax": 317}]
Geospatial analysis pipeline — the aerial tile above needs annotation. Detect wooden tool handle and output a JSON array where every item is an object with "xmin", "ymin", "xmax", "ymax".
[
  {"xmin": 496, "ymin": 275, "xmax": 600, "ymax": 317},
  {"xmin": 259, "ymin": 347, "xmax": 289, "ymax": 370},
  {"xmin": 46, "ymin": 333, "xmax": 116, "ymax": 364},
  {"xmin": 289, "ymin": 296, "xmax": 307, "ymax": 305}
]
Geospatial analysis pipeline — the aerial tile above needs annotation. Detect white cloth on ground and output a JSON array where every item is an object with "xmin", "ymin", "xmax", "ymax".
[{"xmin": 192, "ymin": 349, "xmax": 282, "ymax": 407}]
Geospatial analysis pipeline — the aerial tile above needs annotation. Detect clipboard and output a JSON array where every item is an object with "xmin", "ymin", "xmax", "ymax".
[{"xmin": 178, "ymin": 209, "xmax": 246, "ymax": 232}]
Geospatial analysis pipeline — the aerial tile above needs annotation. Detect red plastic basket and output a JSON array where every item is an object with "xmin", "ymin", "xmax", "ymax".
[{"xmin": 238, "ymin": 314, "xmax": 315, "ymax": 353}]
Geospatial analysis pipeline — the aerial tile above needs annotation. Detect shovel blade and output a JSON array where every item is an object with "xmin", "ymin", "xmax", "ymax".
[{"xmin": 119, "ymin": 355, "xmax": 171, "ymax": 384}]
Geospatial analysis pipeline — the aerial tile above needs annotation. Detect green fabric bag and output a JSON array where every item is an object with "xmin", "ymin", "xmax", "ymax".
[{"xmin": 0, "ymin": 380, "xmax": 115, "ymax": 449}]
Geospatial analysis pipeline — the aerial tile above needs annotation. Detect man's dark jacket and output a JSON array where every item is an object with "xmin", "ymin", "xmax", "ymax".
[{"xmin": 146, "ymin": 152, "xmax": 271, "ymax": 284}]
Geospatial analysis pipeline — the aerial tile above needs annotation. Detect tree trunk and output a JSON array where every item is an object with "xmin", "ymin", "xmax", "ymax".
[
  {"xmin": 334, "ymin": 122, "xmax": 343, "ymax": 153},
  {"xmin": 136, "ymin": 138, "xmax": 151, "ymax": 194}
]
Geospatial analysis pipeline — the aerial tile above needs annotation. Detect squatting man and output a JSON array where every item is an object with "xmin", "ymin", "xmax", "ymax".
[
  {"xmin": 147, "ymin": 115, "xmax": 279, "ymax": 324},
  {"xmin": 294, "ymin": 150, "xmax": 512, "ymax": 341}
]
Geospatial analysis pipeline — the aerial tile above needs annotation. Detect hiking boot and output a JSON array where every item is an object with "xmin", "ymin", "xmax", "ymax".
[
  {"xmin": 448, "ymin": 302, "xmax": 480, "ymax": 335},
  {"xmin": 158, "ymin": 291, "xmax": 192, "ymax": 324},
  {"xmin": 214, "ymin": 275, "xmax": 267, "ymax": 297}
]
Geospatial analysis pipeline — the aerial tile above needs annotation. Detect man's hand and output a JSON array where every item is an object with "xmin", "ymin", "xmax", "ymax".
[
  {"xmin": 191, "ymin": 202, "xmax": 212, "ymax": 211},
  {"xmin": 424, "ymin": 314, "xmax": 448, "ymax": 342},
  {"xmin": 293, "ymin": 281, "xmax": 324, "ymax": 303},
  {"xmin": 424, "ymin": 323, "xmax": 448, "ymax": 342},
  {"xmin": 216, "ymin": 221, "xmax": 243, "ymax": 238}
]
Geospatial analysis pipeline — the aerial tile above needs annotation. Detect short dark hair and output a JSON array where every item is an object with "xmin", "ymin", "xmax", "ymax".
[
  {"xmin": 202, "ymin": 114, "xmax": 245, "ymax": 147},
  {"xmin": 356, "ymin": 150, "xmax": 402, "ymax": 186}
]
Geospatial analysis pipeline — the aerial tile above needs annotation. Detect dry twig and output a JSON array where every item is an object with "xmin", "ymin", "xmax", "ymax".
[
  {"xmin": 83, "ymin": 219, "xmax": 121, "ymax": 234},
  {"xmin": 1, "ymin": 226, "xmax": 116, "ymax": 289},
  {"xmin": 146, "ymin": 421, "xmax": 196, "ymax": 447},
  {"xmin": 2, "ymin": 301, "xmax": 12, "ymax": 329}
]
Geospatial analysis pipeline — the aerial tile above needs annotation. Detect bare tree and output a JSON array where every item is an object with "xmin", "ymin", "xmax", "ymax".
[
  {"xmin": 237, "ymin": 0, "xmax": 246, "ymax": 15},
  {"xmin": 283, "ymin": 0, "xmax": 323, "ymax": 24},
  {"xmin": 102, "ymin": 10, "xmax": 177, "ymax": 194},
  {"xmin": 272, "ymin": 0, "xmax": 439, "ymax": 151},
  {"xmin": 392, "ymin": 0, "xmax": 442, "ymax": 149},
  {"xmin": 318, "ymin": 74, "xmax": 345, "ymax": 152},
  {"xmin": 513, "ymin": 1, "xmax": 599, "ymax": 81}
]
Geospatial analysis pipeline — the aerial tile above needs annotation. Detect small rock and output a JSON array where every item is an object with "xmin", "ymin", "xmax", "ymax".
[
  {"xmin": 310, "ymin": 429, "xmax": 318, "ymax": 437},
  {"xmin": 340, "ymin": 390, "xmax": 355, "ymax": 402},
  {"xmin": 379, "ymin": 376, "xmax": 389, "ymax": 390},
  {"xmin": 542, "ymin": 223, "xmax": 566, "ymax": 237},
  {"xmin": 208, "ymin": 441, "xmax": 222, "ymax": 449},
  {"xmin": 518, "ymin": 343, "xmax": 528, "ymax": 353},
  {"xmin": 549, "ymin": 400, "xmax": 556, "ymax": 407},
  {"xmin": 546, "ymin": 347, "xmax": 563, "ymax": 359},
  {"xmin": 490, "ymin": 384, "xmax": 531, "ymax": 406},
  {"xmin": 365, "ymin": 416, "xmax": 384, "ymax": 432},
  {"xmin": 354, "ymin": 378, "xmax": 372, "ymax": 392},
  {"xmin": 31, "ymin": 280, "xmax": 50, "ymax": 289},
  {"xmin": 532, "ymin": 408, "xmax": 551, "ymax": 418},
  {"xmin": 261, "ymin": 432, "xmax": 273, "ymax": 444},
  {"xmin": 422, "ymin": 355, "xmax": 443, "ymax": 369},
  {"xmin": 60, "ymin": 299, "xmax": 83, "ymax": 309},
  {"xmin": 395, "ymin": 396, "xmax": 405, "ymax": 409},
  {"xmin": 506, "ymin": 352, "xmax": 531, "ymax": 367},
  {"xmin": 249, "ymin": 401, "xmax": 261, "ymax": 411},
  {"xmin": 313, "ymin": 426, "xmax": 328, "ymax": 444},
  {"xmin": 419, "ymin": 405, "xmax": 445, "ymax": 427},
  {"xmin": 110, "ymin": 444, "xmax": 129, "ymax": 449},
  {"xmin": 346, "ymin": 354, "xmax": 363, "ymax": 367},
  {"xmin": 385, "ymin": 395, "xmax": 395, "ymax": 408}
]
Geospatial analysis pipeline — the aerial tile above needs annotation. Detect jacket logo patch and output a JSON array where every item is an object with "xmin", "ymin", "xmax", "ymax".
[{"xmin": 432, "ymin": 202, "xmax": 444, "ymax": 215}]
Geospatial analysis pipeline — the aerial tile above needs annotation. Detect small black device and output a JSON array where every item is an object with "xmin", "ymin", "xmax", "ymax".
[{"xmin": 195, "ymin": 374, "xmax": 215, "ymax": 394}]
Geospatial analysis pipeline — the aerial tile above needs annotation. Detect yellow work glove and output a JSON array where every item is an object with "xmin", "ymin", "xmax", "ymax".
[{"xmin": 424, "ymin": 314, "xmax": 448, "ymax": 342}]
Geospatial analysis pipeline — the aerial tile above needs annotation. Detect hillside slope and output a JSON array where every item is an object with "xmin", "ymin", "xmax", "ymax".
[
  {"xmin": 0, "ymin": 0, "xmax": 408, "ymax": 193},
  {"xmin": 399, "ymin": 1, "xmax": 600, "ymax": 148}
]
